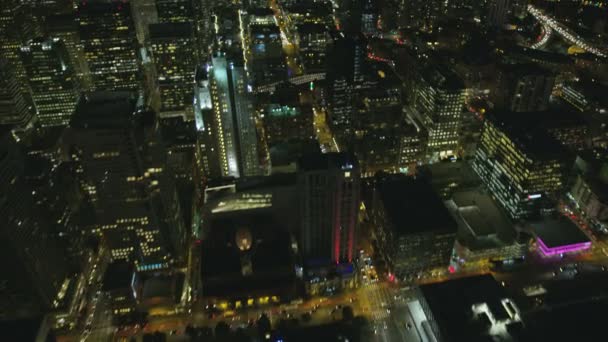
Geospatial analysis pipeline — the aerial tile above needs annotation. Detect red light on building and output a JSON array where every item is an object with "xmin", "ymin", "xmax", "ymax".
[{"xmin": 448, "ymin": 265, "xmax": 456, "ymax": 274}]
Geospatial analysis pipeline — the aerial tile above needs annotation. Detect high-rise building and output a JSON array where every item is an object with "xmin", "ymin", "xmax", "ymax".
[
  {"xmin": 361, "ymin": 0, "xmax": 379, "ymax": 35},
  {"xmin": 486, "ymin": 0, "xmax": 511, "ymax": 28},
  {"xmin": 69, "ymin": 92, "xmax": 186, "ymax": 267},
  {"xmin": 77, "ymin": 0, "xmax": 140, "ymax": 91},
  {"xmin": 155, "ymin": 0, "xmax": 211, "ymax": 63},
  {"xmin": 0, "ymin": 128, "xmax": 69, "ymax": 319},
  {"xmin": 155, "ymin": 0, "xmax": 192, "ymax": 23},
  {"xmin": 296, "ymin": 24, "xmax": 331, "ymax": 72},
  {"xmin": 369, "ymin": 174, "xmax": 457, "ymax": 278},
  {"xmin": 399, "ymin": 0, "xmax": 446, "ymax": 32},
  {"xmin": 45, "ymin": 13, "xmax": 93, "ymax": 91},
  {"xmin": 20, "ymin": 38, "xmax": 79, "ymax": 127},
  {"xmin": 149, "ymin": 22, "xmax": 197, "ymax": 117},
  {"xmin": 0, "ymin": 0, "xmax": 42, "ymax": 94},
  {"xmin": 298, "ymin": 153, "xmax": 360, "ymax": 265},
  {"xmin": 495, "ymin": 63, "xmax": 555, "ymax": 113},
  {"xmin": 205, "ymin": 54, "xmax": 261, "ymax": 178},
  {"xmin": 0, "ymin": 59, "xmax": 34, "ymax": 128},
  {"xmin": 242, "ymin": 9, "xmax": 286, "ymax": 87},
  {"xmin": 412, "ymin": 65, "xmax": 465, "ymax": 160},
  {"xmin": 472, "ymin": 111, "xmax": 570, "ymax": 220},
  {"xmin": 326, "ymin": 35, "xmax": 366, "ymax": 138},
  {"xmin": 193, "ymin": 65, "xmax": 220, "ymax": 179}
]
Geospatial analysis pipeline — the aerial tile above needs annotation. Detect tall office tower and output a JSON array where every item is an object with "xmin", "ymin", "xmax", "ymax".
[
  {"xmin": 0, "ymin": 60, "xmax": 35, "ymax": 128},
  {"xmin": 243, "ymin": 9, "xmax": 287, "ymax": 86},
  {"xmin": 399, "ymin": 0, "xmax": 445, "ymax": 31},
  {"xmin": 486, "ymin": 0, "xmax": 511, "ymax": 28},
  {"xmin": 20, "ymin": 38, "xmax": 79, "ymax": 127},
  {"xmin": 0, "ymin": 0, "xmax": 42, "ymax": 94},
  {"xmin": 193, "ymin": 65, "xmax": 221, "ymax": 179},
  {"xmin": 149, "ymin": 23, "xmax": 197, "ymax": 117},
  {"xmin": 46, "ymin": 13, "xmax": 93, "ymax": 91},
  {"xmin": 495, "ymin": 63, "xmax": 555, "ymax": 112},
  {"xmin": 77, "ymin": 0, "xmax": 140, "ymax": 91},
  {"xmin": 296, "ymin": 24, "xmax": 331, "ymax": 72},
  {"xmin": 361, "ymin": 0, "xmax": 379, "ymax": 35},
  {"xmin": 155, "ymin": 0, "xmax": 192, "ymax": 23},
  {"xmin": 412, "ymin": 65, "xmax": 465, "ymax": 160},
  {"xmin": 298, "ymin": 153, "xmax": 360, "ymax": 265},
  {"xmin": 326, "ymin": 35, "xmax": 366, "ymax": 139},
  {"xmin": 472, "ymin": 111, "xmax": 569, "ymax": 220},
  {"xmin": 155, "ymin": 0, "xmax": 211, "ymax": 63},
  {"xmin": 69, "ymin": 92, "xmax": 186, "ymax": 267},
  {"xmin": 0, "ymin": 129, "xmax": 69, "ymax": 319},
  {"xmin": 206, "ymin": 54, "xmax": 261, "ymax": 178}
]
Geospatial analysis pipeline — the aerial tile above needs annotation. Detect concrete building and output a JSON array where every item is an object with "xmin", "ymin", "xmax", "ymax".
[
  {"xmin": 369, "ymin": 175, "xmax": 457, "ymax": 278},
  {"xmin": 472, "ymin": 111, "xmax": 570, "ymax": 220},
  {"xmin": 20, "ymin": 37, "xmax": 79, "ymax": 127},
  {"xmin": 298, "ymin": 153, "xmax": 360, "ymax": 266},
  {"xmin": 78, "ymin": 0, "xmax": 140, "ymax": 91}
]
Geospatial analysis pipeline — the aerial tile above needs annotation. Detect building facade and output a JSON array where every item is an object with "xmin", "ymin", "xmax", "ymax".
[
  {"xmin": 206, "ymin": 54, "xmax": 261, "ymax": 178},
  {"xmin": 20, "ymin": 38, "xmax": 79, "ymax": 127},
  {"xmin": 413, "ymin": 65, "xmax": 465, "ymax": 160},
  {"xmin": 298, "ymin": 153, "xmax": 360, "ymax": 265},
  {"xmin": 149, "ymin": 22, "xmax": 197, "ymax": 117},
  {"xmin": 473, "ymin": 112, "xmax": 569, "ymax": 220},
  {"xmin": 78, "ymin": 0, "xmax": 140, "ymax": 91},
  {"xmin": 69, "ymin": 92, "xmax": 186, "ymax": 268},
  {"xmin": 0, "ymin": 129, "xmax": 69, "ymax": 319}
]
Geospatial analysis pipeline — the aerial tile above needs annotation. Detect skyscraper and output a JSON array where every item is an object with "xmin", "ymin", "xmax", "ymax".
[
  {"xmin": 206, "ymin": 54, "xmax": 261, "ymax": 178},
  {"xmin": 0, "ymin": 129, "xmax": 69, "ymax": 319},
  {"xmin": 495, "ymin": 63, "xmax": 555, "ymax": 113},
  {"xmin": 472, "ymin": 111, "xmax": 569, "ymax": 220},
  {"xmin": 69, "ymin": 92, "xmax": 186, "ymax": 267},
  {"xmin": 326, "ymin": 35, "xmax": 366, "ymax": 139},
  {"xmin": 20, "ymin": 38, "xmax": 79, "ymax": 127},
  {"xmin": 155, "ymin": 0, "xmax": 192, "ymax": 23},
  {"xmin": 412, "ymin": 65, "xmax": 465, "ymax": 160},
  {"xmin": 77, "ymin": 0, "xmax": 140, "ymax": 91},
  {"xmin": 0, "ymin": 0, "xmax": 42, "ymax": 94},
  {"xmin": 298, "ymin": 153, "xmax": 360, "ymax": 264},
  {"xmin": 149, "ymin": 22, "xmax": 197, "ymax": 117},
  {"xmin": 0, "ymin": 59, "xmax": 34, "ymax": 128}
]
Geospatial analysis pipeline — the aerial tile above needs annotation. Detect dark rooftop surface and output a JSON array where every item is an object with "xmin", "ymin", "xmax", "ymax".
[
  {"xmin": 487, "ymin": 110, "xmax": 570, "ymax": 159},
  {"xmin": 141, "ymin": 273, "xmax": 185, "ymax": 302},
  {"xmin": 149, "ymin": 22, "xmax": 193, "ymax": 39},
  {"xmin": 420, "ymin": 274, "xmax": 511, "ymax": 342},
  {"xmin": 102, "ymin": 261, "xmax": 134, "ymax": 291},
  {"xmin": 297, "ymin": 23, "xmax": 329, "ymax": 34},
  {"xmin": 377, "ymin": 176, "xmax": 458, "ymax": 235},
  {"xmin": 298, "ymin": 152, "xmax": 358, "ymax": 172},
  {"xmin": 0, "ymin": 316, "xmax": 53, "ymax": 342},
  {"xmin": 71, "ymin": 92, "xmax": 139, "ymax": 129},
  {"xmin": 531, "ymin": 216, "xmax": 591, "ymax": 248},
  {"xmin": 200, "ymin": 211, "xmax": 295, "ymax": 297},
  {"xmin": 421, "ymin": 64, "xmax": 465, "ymax": 90},
  {"xmin": 523, "ymin": 298, "xmax": 608, "ymax": 341},
  {"xmin": 247, "ymin": 8, "xmax": 274, "ymax": 16}
]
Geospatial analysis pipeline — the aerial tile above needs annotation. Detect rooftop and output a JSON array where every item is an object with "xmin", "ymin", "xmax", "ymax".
[
  {"xmin": 102, "ymin": 261, "xmax": 134, "ymax": 291},
  {"xmin": 376, "ymin": 176, "xmax": 458, "ymax": 235},
  {"xmin": 298, "ymin": 152, "xmax": 359, "ymax": 172},
  {"xmin": 71, "ymin": 92, "xmax": 140, "ymax": 129},
  {"xmin": 531, "ymin": 216, "xmax": 591, "ymax": 249},
  {"xmin": 486, "ymin": 110, "xmax": 570, "ymax": 160},
  {"xmin": 297, "ymin": 23, "xmax": 329, "ymax": 34},
  {"xmin": 0, "ymin": 316, "xmax": 53, "ymax": 342},
  {"xmin": 420, "ymin": 274, "xmax": 520, "ymax": 342},
  {"xmin": 149, "ymin": 22, "xmax": 193, "ymax": 39}
]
